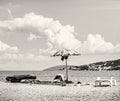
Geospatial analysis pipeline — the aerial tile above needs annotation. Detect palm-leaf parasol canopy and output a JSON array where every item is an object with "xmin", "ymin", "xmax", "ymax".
[{"xmin": 51, "ymin": 49, "xmax": 81, "ymax": 82}]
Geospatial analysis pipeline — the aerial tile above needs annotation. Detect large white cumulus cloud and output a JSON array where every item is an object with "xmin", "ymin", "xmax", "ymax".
[
  {"xmin": 0, "ymin": 12, "xmax": 120, "ymax": 55},
  {"xmin": 81, "ymin": 34, "xmax": 118, "ymax": 54},
  {"xmin": 0, "ymin": 12, "xmax": 81, "ymax": 51}
]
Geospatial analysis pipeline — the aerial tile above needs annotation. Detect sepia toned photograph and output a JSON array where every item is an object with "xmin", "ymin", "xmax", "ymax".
[{"xmin": 0, "ymin": 0, "xmax": 120, "ymax": 101}]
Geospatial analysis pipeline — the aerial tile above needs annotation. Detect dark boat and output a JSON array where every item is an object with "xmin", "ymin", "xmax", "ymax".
[{"xmin": 6, "ymin": 75, "xmax": 36, "ymax": 82}]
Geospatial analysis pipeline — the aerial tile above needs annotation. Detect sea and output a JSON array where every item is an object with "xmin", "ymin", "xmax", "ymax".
[{"xmin": 0, "ymin": 70, "xmax": 120, "ymax": 83}]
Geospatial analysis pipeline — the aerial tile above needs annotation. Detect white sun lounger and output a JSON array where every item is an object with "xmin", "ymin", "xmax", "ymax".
[{"xmin": 95, "ymin": 77, "xmax": 117, "ymax": 87}]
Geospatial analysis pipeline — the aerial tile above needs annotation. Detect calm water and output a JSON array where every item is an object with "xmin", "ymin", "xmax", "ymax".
[{"xmin": 0, "ymin": 70, "xmax": 120, "ymax": 83}]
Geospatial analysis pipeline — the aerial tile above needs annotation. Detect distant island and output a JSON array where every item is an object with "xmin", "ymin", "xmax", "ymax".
[{"xmin": 43, "ymin": 59, "xmax": 120, "ymax": 71}]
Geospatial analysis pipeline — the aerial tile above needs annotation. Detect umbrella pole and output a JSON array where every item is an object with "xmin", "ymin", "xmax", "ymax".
[{"xmin": 65, "ymin": 59, "xmax": 68, "ymax": 82}]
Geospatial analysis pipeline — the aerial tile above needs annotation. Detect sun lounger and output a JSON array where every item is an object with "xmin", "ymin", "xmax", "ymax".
[
  {"xmin": 53, "ymin": 74, "xmax": 64, "ymax": 83},
  {"xmin": 95, "ymin": 77, "xmax": 117, "ymax": 87}
]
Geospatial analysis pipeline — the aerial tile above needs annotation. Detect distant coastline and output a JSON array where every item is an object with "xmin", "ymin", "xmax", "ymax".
[{"xmin": 43, "ymin": 59, "xmax": 120, "ymax": 71}]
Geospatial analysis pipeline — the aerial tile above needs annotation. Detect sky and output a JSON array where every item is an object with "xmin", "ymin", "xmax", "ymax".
[{"xmin": 0, "ymin": 0, "xmax": 120, "ymax": 70}]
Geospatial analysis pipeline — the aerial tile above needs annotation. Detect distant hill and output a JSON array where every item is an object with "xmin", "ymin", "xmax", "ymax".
[
  {"xmin": 43, "ymin": 59, "xmax": 120, "ymax": 71},
  {"xmin": 43, "ymin": 65, "xmax": 73, "ymax": 71}
]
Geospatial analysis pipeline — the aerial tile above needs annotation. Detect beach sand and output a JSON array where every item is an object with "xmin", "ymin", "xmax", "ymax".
[{"xmin": 0, "ymin": 81, "xmax": 120, "ymax": 101}]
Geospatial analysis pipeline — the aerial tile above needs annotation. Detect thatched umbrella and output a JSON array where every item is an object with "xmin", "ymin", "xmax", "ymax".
[{"xmin": 51, "ymin": 49, "xmax": 81, "ymax": 82}]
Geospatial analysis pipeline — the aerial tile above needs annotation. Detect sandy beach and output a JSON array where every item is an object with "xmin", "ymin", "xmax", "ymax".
[
  {"xmin": 0, "ymin": 81, "xmax": 120, "ymax": 101},
  {"xmin": 0, "ymin": 0, "xmax": 120, "ymax": 101}
]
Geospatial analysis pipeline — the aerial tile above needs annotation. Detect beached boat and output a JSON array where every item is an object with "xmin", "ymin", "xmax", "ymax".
[{"xmin": 6, "ymin": 75, "xmax": 36, "ymax": 82}]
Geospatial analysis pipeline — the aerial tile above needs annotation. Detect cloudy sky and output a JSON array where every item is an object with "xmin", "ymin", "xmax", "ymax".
[{"xmin": 0, "ymin": 0, "xmax": 120, "ymax": 70}]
